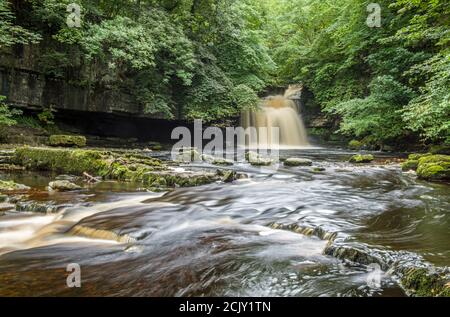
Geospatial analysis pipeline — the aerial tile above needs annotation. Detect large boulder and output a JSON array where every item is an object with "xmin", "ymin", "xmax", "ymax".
[
  {"xmin": 416, "ymin": 155, "xmax": 450, "ymax": 181},
  {"xmin": 49, "ymin": 135, "xmax": 87, "ymax": 147},
  {"xmin": 349, "ymin": 154, "xmax": 374, "ymax": 163},
  {"xmin": 284, "ymin": 157, "xmax": 313, "ymax": 167},
  {"xmin": 48, "ymin": 180, "xmax": 82, "ymax": 191}
]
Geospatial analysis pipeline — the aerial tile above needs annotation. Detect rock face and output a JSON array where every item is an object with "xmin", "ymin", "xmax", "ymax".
[
  {"xmin": 49, "ymin": 135, "xmax": 87, "ymax": 147},
  {"xmin": 284, "ymin": 157, "xmax": 313, "ymax": 167},
  {"xmin": 48, "ymin": 180, "xmax": 82, "ymax": 191},
  {"xmin": 349, "ymin": 154, "xmax": 374, "ymax": 163},
  {"xmin": 0, "ymin": 66, "xmax": 153, "ymax": 118}
]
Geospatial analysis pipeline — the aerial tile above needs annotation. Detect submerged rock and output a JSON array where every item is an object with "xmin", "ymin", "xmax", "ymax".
[
  {"xmin": 48, "ymin": 180, "xmax": 82, "ymax": 191},
  {"xmin": 349, "ymin": 154, "xmax": 374, "ymax": 163},
  {"xmin": 69, "ymin": 225, "xmax": 136, "ymax": 244},
  {"xmin": 323, "ymin": 240, "xmax": 450, "ymax": 297},
  {"xmin": 49, "ymin": 135, "xmax": 87, "ymax": 147},
  {"xmin": 269, "ymin": 222, "xmax": 338, "ymax": 242},
  {"xmin": 312, "ymin": 167, "xmax": 326, "ymax": 172},
  {"xmin": 201, "ymin": 154, "xmax": 234, "ymax": 166},
  {"xmin": 212, "ymin": 157, "xmax": 234, "ymax": 166},
  {"xmin": 221, "ymin": 170, "xmax": 237, "ymax": 183},
  {"xmin": 0, "ymin": 202, "xmax": 15, "ymax": 212},
  {"xmin": 55, "ymin": 174, "xmax": 79, "ymax": 181},
  {"xmin": 284, "ymin": 157, "xmax": 313, "ymax": 167},
  {"xmin": 399, "ymin": 267, "xmax": 450, "ymax": 297},
  {"xmin": 16, "ymin": 201, "xmax": 65, "ymax": 213}
]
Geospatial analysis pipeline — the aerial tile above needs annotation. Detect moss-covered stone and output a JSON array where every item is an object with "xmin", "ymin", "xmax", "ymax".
[
  {"xmin": 48, "ymin": 180, "xmax": 81, "ymax": 191},
  {"xmin": 401, "ymin": 160, "xmax": 419, "ymax": 171},
  {"xmin": 349, "ymin": 154, "xmax": 374, "ymax": 163},
  {"xmin": 408, "ymin": 153, "xmax": 432, "ymax": 161},
  {"xmin": 246, "ymin": 151, "xmax": 273, "ymax": 166},
  {"xmin": 12, "ymin": 147, "xmax": 219, "ymax": 189},
  {"xmin": 284, "ymin": 157, "xmax": 313, "ymax": 167},
  {"xmin": 49, "ymin": 135, "xmax": 87, "ymax": 147},
  {"xmin": 400, "ymin": 268, "xmax": 450, "ymax": 297},
  {"xmin": 0, "ymin": 180, "xmax": 30, "ymax": 191},
  {"xmin": 175, "ymin": 147, "xmax": 201, "ymax": 162},
  {"xmin": 212, "ymin": 158, "xmax": 234, "ymax": 166},
  {"xmin": 348, "ymin": 140, "xmax": 363, "ymax": 150},
  {"xmin": 416, "ymin": 155, "xmax": 450, "ymax": 181}
]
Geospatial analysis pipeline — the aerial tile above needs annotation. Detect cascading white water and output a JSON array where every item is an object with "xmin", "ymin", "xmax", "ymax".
[{"xmin": 241, "ymin": 86, "xmax": 309, "ymax": 148}]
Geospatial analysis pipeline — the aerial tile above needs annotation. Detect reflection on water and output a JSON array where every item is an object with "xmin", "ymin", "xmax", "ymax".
[{"xmin": 0, "ymin": 148, "xmax": 448, "ymax": 296}]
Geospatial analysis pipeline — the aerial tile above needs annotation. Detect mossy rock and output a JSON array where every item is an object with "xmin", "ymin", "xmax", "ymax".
[
  {"xmin": 408, "ymin": 153, "xmax": 432, "ymax": 161},
  {"xmin": 48, "ymin": 180, "xmax": 82, "ymax": 191},
  {"xmin": 175, "ymin": 148, "xmax": 201, "ymax": 162},
  {"xmin": 0, "ymin": 180, "xmax": 30, "ymax": 191},
  {"xmin": 401, "ymin": 160, "xmax": 419, "ymax": 171},
  {"xmin": 284, "ymin": 157, "xmax": 313, "ymax": 167},
  {"xmin": 348, "ymin": 140, "xmax": 363, "ymax": 150},
  {"xmin": 49, "ymin": 135, "xmax": 87, "ymax": 147},
  {"xmin": 246, "ymin": 151, "xmax": 273, "ymax": 166},
  {"xmin": 349, "ymin": 154, "xmax": 374, "ymax": 163},
  {"xmin": 416, "ymin": 155, "xmax": 450, "ymax": 181},
  {"xmin": 400, "ymin": 268, "xmax": 450, "ymax": 297},
  {"xmin": 212, "ymin": 158, "xmax": 234, "ymax": 166},
  {"xmin": 12, "ymin": 147, "xmax": 221, "ymax": 189}
]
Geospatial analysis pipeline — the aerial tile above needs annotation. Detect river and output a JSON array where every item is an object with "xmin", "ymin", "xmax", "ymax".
[{"xmin": 0, "ymin": 148, "xmax": 448, "ymax": 296}]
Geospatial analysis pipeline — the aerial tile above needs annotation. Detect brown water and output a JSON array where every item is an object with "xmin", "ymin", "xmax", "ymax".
[
  {"xmin": 0, "ymin": 148, "xmax": 448, "ymax": 296},
  {"xmin": 241, "ymin": 88, "xmax": 309, "ymax": 147}
]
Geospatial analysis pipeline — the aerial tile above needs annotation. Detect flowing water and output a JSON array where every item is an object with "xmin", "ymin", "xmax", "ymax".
[
  {"xmin": 241, "ymin": 88, "xmax": 309, "ymax": 147},
  {"xmin": 0, "ymin": 148, "xmax": 448, "ymax": 297}
]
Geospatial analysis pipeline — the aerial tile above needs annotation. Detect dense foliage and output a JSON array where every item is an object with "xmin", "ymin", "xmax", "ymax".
[
  {"xmin": 264, "ymin": 0, "xmax": 449, "ymax": 147},
  {"xmin": 0, "ymin": 0, "xmax": 274, "ymax": 121},
  {"xmin": 1, "ymin": 0, "xmax": 449, "ymax": 146}
]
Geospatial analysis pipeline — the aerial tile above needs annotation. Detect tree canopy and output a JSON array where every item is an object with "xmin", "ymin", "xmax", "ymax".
[{"xmin": 0, "ymin": 0, "xmax": 449, "ymax": 146}]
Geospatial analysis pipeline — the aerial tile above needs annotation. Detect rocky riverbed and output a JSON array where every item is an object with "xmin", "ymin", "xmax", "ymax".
[{"xmin": 0, "ymin": 145, "xmax": 449, "ymax": 296}]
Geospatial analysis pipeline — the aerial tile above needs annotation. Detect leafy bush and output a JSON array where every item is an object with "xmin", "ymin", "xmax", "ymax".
[{"xmin": 0, "ymin": 96, "xmax": 21, "ymax": 126}]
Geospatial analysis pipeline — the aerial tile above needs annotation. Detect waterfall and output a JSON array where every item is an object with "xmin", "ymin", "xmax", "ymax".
[{"xmin": 241, "ymin": 86, "xmax": 309, "ymax": 148}]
